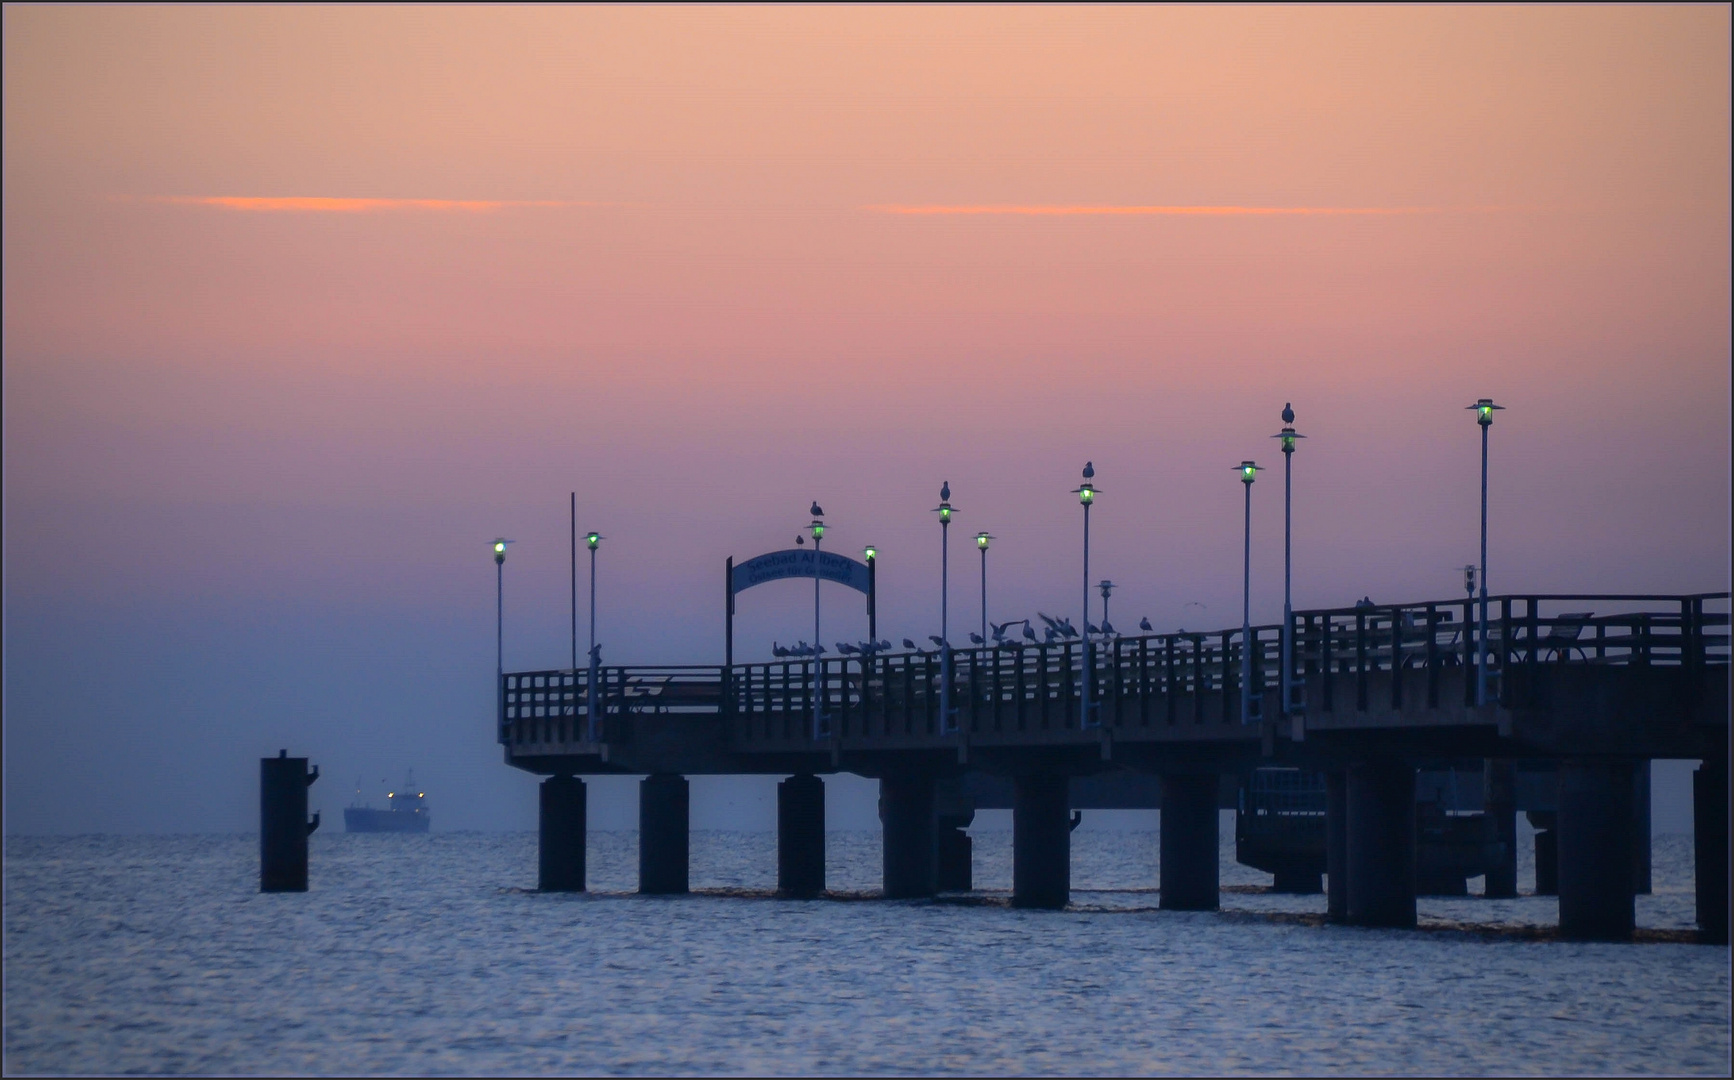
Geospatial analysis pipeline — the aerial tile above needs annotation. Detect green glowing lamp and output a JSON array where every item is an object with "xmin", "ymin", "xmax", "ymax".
[
  {"xmin": 975, "ymin": 531, "xmax": 993, "ymax": 550},
  {"xmin": 933, "ymin": 480, "xmax": 955, "ymax": 523},
  {"xmin": 811, "ymin": 521, "xmax": 826, "ymax": 541},
  {"xmin": 1238, "ymin": 461, "xmax": 1260, "ymax": 484},
  {"xmin": 1073, "ymin": 461, "xmax": 1098, "ymax": 505},
  {"xmin": 1468, "ymin": 398, "xmax": 1504, "ymax": 427},
  {"xmin": 491, "ymin": 537, "xmax": 513, "ymax": 565},
  {"xmin": 585, "ymin": 531, "xmax": 603, "ymax": 551},
  {"xmin": 863, "ymin": 544, "xmax": 878, "ymax": 562}
]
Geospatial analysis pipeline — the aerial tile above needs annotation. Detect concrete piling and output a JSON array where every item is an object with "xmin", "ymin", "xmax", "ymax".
[
  {"xmin": 777, "ymin": 774, "xmax": 825, "ymax": 898},
  {"xmin": 1012, "ymin": 773, "xmax": 1070, "ymax": 909},
  {"xmin": 1557, "ymin": 758, "xmax": 1636, "ymax": 941},
  {"xmin": 1346, "ymin": 760, "xmax": 1416, "ymax": 928},
  {"xmin": 1694, "ymin": 760, "xmax": 1728, "ymax": 945},
  {"xmin": 937, "ymin": 810, "xmax": 974, "ymax": 892},
  {"xmin": 880, "ymin": 774, "xmax": 937, "ymax": 899},
  {"xmin": 538, "ymin": 775, "xmax": 586, "ymax": 892},
  {"xmin": 260, "ymin": 750, "xmax": 319, "ymax": 893},
  {"xmin": 1530, "ymin": 814, "xmax": 1559, "ymax": 895},
  {"xmin": 1325, "ymin": 770, "xmax": 1348, "ymax": 922},
  {"xmin": 1482, "ymin": 759, "xmax": 1518, "ymax": 899},
  {"xmin": 639, "ymin": 773, "xmax": 690, "ymax": 895},
  {"xmin": 1159, "ymin": 773, "xmax": 1219, "ymax": 911}
]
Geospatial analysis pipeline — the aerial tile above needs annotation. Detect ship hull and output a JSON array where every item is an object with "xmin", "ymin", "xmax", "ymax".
[{"xmin": 343, "ymin": 807, "xmax": 430, "ymax": 833}]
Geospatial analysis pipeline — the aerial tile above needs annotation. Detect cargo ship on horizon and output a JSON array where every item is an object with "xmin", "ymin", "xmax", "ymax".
[{"xmin": 343, "ymin": 771, "xmax": 430, "ymax": 833}]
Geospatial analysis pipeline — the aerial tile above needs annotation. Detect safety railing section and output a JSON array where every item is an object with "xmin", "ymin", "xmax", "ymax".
[{"xmin": 504, "ymin": 593, "xmax": 1728, "ymax": 749}]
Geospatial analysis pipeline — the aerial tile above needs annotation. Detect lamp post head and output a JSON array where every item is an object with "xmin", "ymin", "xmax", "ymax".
[
  {"xmin": 863, "ymin": 544, "xmax": 877, "ymax": 562},
  {"xmin": 1098, "ymin": 579, "xmax": 1115, "ymax": 600},
  {"xmin": 1272, "ymin": 404, "xmax": 1305, "ymax": 453},
  {"xmin": 974, "ymin": 531, "xmax": 993, "ymax": 551},
  {"xmin": 933, "ymin": 481, "xmax": 955, "ymax": 524},
  {"xmin": 1468, "ymin": 398, "xmax": 1504, "ymax": 427},
  {"xmin": 584, "ymin": 531, "xmax": 602, "ymax": 551},
  {"xmin": 491, "ymin": 538, "xmax": 514, "ymax": 565},
  {"xmin": 1464, "ymin": 564, "xmax": 1477, "ymax": 593},
  {"xmin": 810, "ymin": 520, "xmax": 826, "ymax": 541},
  {"xmin": 1238, "ymin": 461, "xmax": 1261, "ymax": 484},
  {"xmin": 1073, "ymin": 462, "xmax": 1098, "ymax": 505}
]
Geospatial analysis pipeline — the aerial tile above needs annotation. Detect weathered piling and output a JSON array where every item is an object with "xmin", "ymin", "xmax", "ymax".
[
  {"xmin": 1012, "ymin": 773, "xmax": 1069, "ymax": 909},
  {"xmin": 260, "ymin": 750, "xmax": 319, "ymax": 893},
  {"xmin": 639, "ymin": 773, "xmax": 690, "ymax": 894},
  {"xmin": 880, "ymin": 774, "xmax": 937, "ymax": 898},
  {"xmin": 1160, "ymin": 772, "xmax": 1219, "ymax": 910},
  {"xmin": 777, "ymin": 773, "xmax": 825, "ymax": 897},
  {"xmin": 1325, "ymin": 770, "xmax": 1348, "ymax": 921},
  {"xmin": 1482, "ymin": 759, "xmax": 1518, "ymax": 899},
  {"xmin": 1557, "ymin": 758, "xmax": 1636, "ymax": 941},
  {"xmin": 1694, "ymin": 760, "xmax": 1728, "ymax": 944},
  {"xmin": 937, "ymin": 809, "xmax": 974, "ymax": 892},
  {"xmin": 1346, "ymin": 760, "xmax": 1416, "ymax": 928},
  {"xmin": 539, "ymin": 775, "xmax": 586, "ymax": 892}
]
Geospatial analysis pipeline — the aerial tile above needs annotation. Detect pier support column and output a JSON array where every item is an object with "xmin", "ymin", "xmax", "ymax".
[
  {"xmin": 1695, "ymin": 760, "xmax": 1729, "ymax": 945},
  {"xmin": 1326, "ymin": 770, "xmax": 1348, "ymax": 922},
  {"xmin": 539, "ymin": 776, "xmax": 587, "ymax": 892},
  {"xmin": 880, "ymin": 774, "xmax": 937, "ymax": 899},
  {"xmin": 639, "ymin": 773, "xmax": 689, "ymax": 895},
  {"xmin": 260, "ymin": 751, "xmax": 317, "ymax": 893},
  {"xmin": 1557, "ymin": 759, "xmax": 1635, "ymax": 941},
  {"xmin": 1346, "ymin": 760, "xmax": 1416, "ymax": 928},
  {"xmin": 777, "ymin": 774, "xmax": 825, "ymax": 898},
  {"xmin": 1528, "ymin": 811, "xmax": 1558, "ymax": 895},
  {"xmin": 1482, "ymin": 759, "xmax": 1518, "ymax": 899},
  {"xmin": 937, "ymin": 809, "xmax": 974, "ymax": 892},
  {"xmin": 1160, "ymin": 773, "xmax": 1219, "ymax": 911},
  {"xmin": 1634, "ymin": 760, "xmax": 1652, "ymax": 895},
  {"xmin": 1013, "ymin": 773, "xmax": 1069, "ymax": 909}
]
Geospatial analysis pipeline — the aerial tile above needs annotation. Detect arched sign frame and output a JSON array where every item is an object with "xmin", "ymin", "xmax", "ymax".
[{"xmin": 725, "ymin": 549, "xmax": 876, "ymax": 667}]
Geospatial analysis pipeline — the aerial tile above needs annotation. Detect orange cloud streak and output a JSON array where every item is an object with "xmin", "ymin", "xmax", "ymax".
[
  {"xmin": 141, "ymin": 196, "xmax": 622, "ymax": 213},
  {"xmin": 864, "ymin": 204, "xmax": 1477, "ymax": 216}
]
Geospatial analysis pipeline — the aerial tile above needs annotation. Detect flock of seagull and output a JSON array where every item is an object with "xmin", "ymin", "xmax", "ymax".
[{"xmin": 770, "ymin": 612, "xmax": 1163, "ymax": 659}]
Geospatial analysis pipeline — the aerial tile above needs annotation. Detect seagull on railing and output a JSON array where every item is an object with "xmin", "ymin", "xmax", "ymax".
[
  {"xmin": 1057, "ymin": 618, "xmax": 1079, "ymax": 639},
  {"xmin": 837, "ymin": 642, "xmax": 858, "ymax": 655},
  {"xmin": 1023, "ymin": 624, "xmax": 1039, "ymax": 643},
  {"xmin": 876, "ymin": 640, "xmax": 891, "ymax": 652},
  {"xmin": 773, "ymin": 643, "xmax": 790, "ymax": 657},
  {"xmin": 902, "ymin": 638, "xmax": 918, "ymax": 651},
  {"xmin": 1139, "ymin": 617, "xmax": 1154, "ymax": 632},
  {"xmin": 1037, "ymin": 612, "xmax": 1062, "ymax": 632},
  {"xmin": 968, "ymin": 632, "xmax": 985, "ymax": 645},
  {"xmin": 1101, "ymin": 620, "xmax": 1117, "ymax": 637},
  {"xmin": 794, "ymin": 640, "xmax": 810, "ymax": 656},
  {"xmin": 928, "ymin": 635, "xmax": 949, "ymax": 649},
  {"xmin": 1045, "ymin": 627, "xmax": 1061, "ymax": 644},
  {"xmin": 1087, "ymin": 622, "xmax": 1102, "ymax": 636}
]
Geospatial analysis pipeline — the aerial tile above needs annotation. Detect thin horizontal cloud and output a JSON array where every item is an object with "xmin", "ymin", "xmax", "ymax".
[
  {"xmin": 864, "ymin": 204, "xmax": 1488, "ymax": 216},
  {"xmin": 130, "ymin": 196, "xmax": 635, "ymax": 213}
]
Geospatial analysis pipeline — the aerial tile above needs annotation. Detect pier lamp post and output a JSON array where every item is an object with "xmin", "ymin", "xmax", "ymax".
[
  {"xmin": 492, "ymin": 538, "xmax": 513, "ymax": 738},
  {"xmin": 811, "ymin": 509, "xmax": 826, "ymax": 740},
  {"xmin": 1467, "ymin": 398, "xmax": 1504, "ymax": 706},
  {"xmin": 585, "ymin": 531, "xmax": 603, "ymax": 739},
  {"xmin": 1236, "ymin": 461, "xmax": 1261, "ymax": 724},
  {"xmin": 975, "ymin": 532, "xmax": 994, "ymax": 644},
  {"xmin": 1098, "ymin": 580, "xmax": 1116, "ymax": 635},
  {"xmin": 934, "ymin": 483, "xmax": 955, "ymax": 731},
  {"xmin": 1271, "ymin": 405, "xmax": 1305, "ymax": 718},
  {"xmin": 863, "ymin": 544, "xmax": 878, "ymax": 645},
  {"xmin": 1073, "ymin": 463, "xmax": 1098, "ymax": 727}
]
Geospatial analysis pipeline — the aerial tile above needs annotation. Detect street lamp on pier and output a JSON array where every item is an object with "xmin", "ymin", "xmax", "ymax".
[
  {"xmin": 975, "ymin": 532, "xmax": 994, "ymax": 644},
  {"xmin": 1236, "ymin": 461, "xmax": 1260, "ymax": 724},
  {"xmin": 585, "ymin": 530, "xmax": 603, "ymax": 739},
  {"xmin": 492, "ymin": 538, "xmax": 514, "ymax": 740},
  {"xmin": 934, "ymin": 483, "xmax": 955, "ymax": 731},
  {"xmin": 1271, "ymin": 405, "xmax": 1305, "ymax": 718},
  {"xmin": 1468, "ymin": 398, "xmax": 1504, "ymax": 706},
  {"xmin": 1098, "ymin": 579, "xmax": 1116, "ymax": 635},
  {"xmin": 1073, "ymin": 463, "xmax": 1099, "ymax": 727},
  {"xmin": 810, "ymin": 505, "xmax": 826, "ymax": 740}
]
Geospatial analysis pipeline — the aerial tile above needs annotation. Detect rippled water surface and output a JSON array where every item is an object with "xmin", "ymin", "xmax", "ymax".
[{"xmin": 5, "ymin": 829, "xmax": 1728, "ymax": 1075}]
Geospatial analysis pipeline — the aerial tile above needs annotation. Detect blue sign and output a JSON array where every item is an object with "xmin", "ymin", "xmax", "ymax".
[{"xmin": 732, "ymin": 549, "xmax": 870, "ymax": 595}]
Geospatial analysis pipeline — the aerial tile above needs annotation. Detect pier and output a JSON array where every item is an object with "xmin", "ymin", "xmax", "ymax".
[{"xmin": 498, "ymin": 591, "xmax": 1728, "ymax": 942}]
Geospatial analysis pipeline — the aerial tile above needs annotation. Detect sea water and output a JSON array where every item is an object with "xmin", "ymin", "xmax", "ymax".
[{"xmin": 4, "ymin": 828, "xmax": 1728, "ymax": 1075}]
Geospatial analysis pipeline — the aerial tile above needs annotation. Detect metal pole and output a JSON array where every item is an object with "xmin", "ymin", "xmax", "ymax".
[
  {"xmin": 1477, "ymin": 423, "xmax": 1489, "ymax": 707},
  {"xmin": 1242, "ymin": 480, "xmax": 1252, "ymax": 725},
  {"xmin": 571, "ymin": 494, "xmax": 577, "ymax": 672},
  {"xmin": 940, "ymin": 518, "xmax": 951, "ymax": 732},
  {"xmin": 1081, "ymin": 500, "xmax": 1091, "ymax": 727},
  {"xmin": 814, "ymin": 533, "xmax": 822, "ymax": 740},
  {"xmin": 1282, "ymin": 449, "xmax": 1292, "ymax": 717},
  {"xmin": 496, "ymin": 560, "xmax": 503, "ymax": 682},
  {"xmin": 980, "ymin": 545, "xmax": 988, "ymax": 643},
  {"xmin": 588, "ymin": 544, "xmax": 599, "ymax": 740}
]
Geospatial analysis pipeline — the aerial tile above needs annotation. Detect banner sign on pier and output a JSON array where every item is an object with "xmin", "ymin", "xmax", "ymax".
[{"xmin": 731, "ymin": 549, "xmax": 870, "ymax": 596}]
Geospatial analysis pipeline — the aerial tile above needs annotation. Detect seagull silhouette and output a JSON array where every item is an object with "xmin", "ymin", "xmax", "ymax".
[
  {"xmin": 903, "ymin": 638, "xmax": 918, "ymax": 650},
  {"xmin": 1139, "ymin": 617, "xmax": 1154, "ymax": 632},
  {"xmin": 1082, "ymin": 461, "xmax": 1094, "ymax": 480},
  {"xmin": 1057, "ymin": 618, "xmax": 1079, "ymax": 638},
  {"xmin": 968, "ymin": 632, "xmax": 985, "ymax": 645},
  {"xmin": 991, "ymin": 619, "xmax": 1023, "ymax": 640},
  {"xmin": 940, "ymin": 480, "xmax": 950, "ymax": 501},
  {"xmin": 1045, "ymin": 627, "xmax": 1060, "ymax": 643},
  {"xmin": 773, "ymin": 643, "xmax": 789, "ymax": 657},
  {"xmin": 1036, "ymin": 612, "xmax": 1062, "ymax": 631},
  {"xmin": 1023, "ymin": 624, "xmax": 1039, "ymax": 642},
  {"xmin": 928, "ymin": 635, "xmax": 948, "ymax": 649},
  {"xmin": 1087, "ymin": 622, "xmax": 1102, "ymax": 635},
  {"xmin": 837, "ymin": 642, "xmax": 857, "ymax": 655},
  {"xmin": 1282, "ymin": 402, "xmax": 1295, "ymax": 424},
  {"xmin": 1101, "ymin": 620, "xmax": 1117, "ymax": 636},
  {"xmin": 811, "ymin": 501, "xmax": 824, "ymax": 517}
]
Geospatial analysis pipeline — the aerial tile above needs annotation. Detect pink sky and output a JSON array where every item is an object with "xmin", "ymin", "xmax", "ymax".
[{"xmin": 3, "ymin": 6, "xmax": 1728, "ymax": 831}]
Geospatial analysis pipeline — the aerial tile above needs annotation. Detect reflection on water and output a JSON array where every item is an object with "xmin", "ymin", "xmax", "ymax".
[{"xmin": 4, "ymin": 829, "xmax": 1727, "ymax": 1075}]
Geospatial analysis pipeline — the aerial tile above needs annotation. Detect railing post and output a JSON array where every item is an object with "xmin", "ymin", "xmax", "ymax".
[
  {"xmin": 1463, "ymin": 599, "xmax": 1475, "ymax": 706},
  {"xmin": 1164, "ymin": 636, "xmax": 1177, "ymax": 725},
  {"xmin": 1499, "ymin": 598, "xmax": 1513, "ymax": 705},
  {"xmin": 1390, "ymin": 607, "xmax": 1403, "ymax": 711},
  {"xmin": 1221, "ymin": 631, "xmax": 1234, "ymax": 724},
  {"xmin": 1425, "ymin": 605, "xmax": 1439, "ymax": 709},
  {"xmin": 1355, "ymin": 611, "xmax": 1368, "ymax": 712},
  {"xmin": 1322, "ymin": 615, "xmax": 1334, "ymax": 713},
  {"xmin": 1193, "ymin": 636, "xmax": 1206, "ymax": 725},
  {"xmin": 1111, "ymin": 638, "xmax": 1124, "ymax": 726},
  {"xmin": 1138, "ymin": 638, "xmax": 1150, "ymax": 726}
]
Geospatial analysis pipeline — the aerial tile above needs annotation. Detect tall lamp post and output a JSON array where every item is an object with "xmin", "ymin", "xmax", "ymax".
[
  {"xmin": 1236, "ymin": 461, "xmax": 1260, "ymax": 724},
  {"xmin": 934, "ymin": 483, "xmax": 955, "ymax": 731},
  {"xmin": 1271, "ymin": 405, "xmax": 1305, "ymax": 717},
  {"xmin": 492, "ymin": 538, "xmax": 513, "ymax": 739},
  {"xmin": 810, "ymin": 504, "xmax": 826, "ymax": 740},
  {"xmin": 1468, "ymin": 398, "xmax": 1504, "ymax": 706},
  {"xmin": 1073, "ymin": 463, "xmax": 1098, "ymax": 727},
  {"xmin": 975, "ymin": 532, "xmax": 994, "ymax": 643},
  {"xmin": 585, "ymin": 530, "xmax": 603, "ymax": 739}
]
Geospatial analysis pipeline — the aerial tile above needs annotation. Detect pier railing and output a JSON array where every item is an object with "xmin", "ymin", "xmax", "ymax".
[{"xmin": 499, "ymin": 592, "xmax": 1728, "ymax": 749}]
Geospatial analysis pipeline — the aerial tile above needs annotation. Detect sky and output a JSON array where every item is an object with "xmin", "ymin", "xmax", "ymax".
[{"xmin": 4, "ymin": 5, "xmax": 1728, "ymax": 834}]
